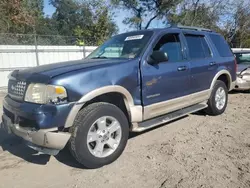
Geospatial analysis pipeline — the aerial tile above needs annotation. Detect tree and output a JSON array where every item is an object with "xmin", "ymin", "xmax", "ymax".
[
  {"xmin": 0, "ymin": 0, "xmax": 118, "ymax": 45},
  {"xmin": 222, "ymin": 0, "xmax": 250, "ymax": 47},
  {"xmin": 73, "ymin": 2, "xmax": 118, "ymax": 45},
  {"xmin": 51, "ymin": 0, "xmax": 117, "ymax": 45},
  {"xmin": 167, "ymin": 0, "xmax": 226, "ymax": 31},
  {"xmin": 111, "ymin": 0, "xmax": 183, "ymax": 30},
  {"xmin": 50, "ymin": 0, "xmax": 84, "ymax": 36},
  {"xmin": 166, "ymin": 0, "xmax": 250, "ymax": 48},
  {"xmin": 0, "ymin": 0, "xmax": 44, "ymax": 33},
  {"xmin": 0, "ymin": 0, "xmax": 34, "ymax": 33},
  {"xmin": 0, "ymin": 0, "xmax": 46, "ymax": 44}
]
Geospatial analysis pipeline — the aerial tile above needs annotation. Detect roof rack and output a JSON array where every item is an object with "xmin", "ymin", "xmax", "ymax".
[{"xmin": 168, "ymin": 24, "xmax": 212, "ymax": 32}]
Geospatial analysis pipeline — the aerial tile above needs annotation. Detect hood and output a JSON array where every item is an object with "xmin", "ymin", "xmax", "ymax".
[
  {"xmin": 237, "ymin": 64, "xmax": 250, "ymax": 73},
  {"xmin": 11, "ymin": 58, "xmax": 130, "ymax": 83}
]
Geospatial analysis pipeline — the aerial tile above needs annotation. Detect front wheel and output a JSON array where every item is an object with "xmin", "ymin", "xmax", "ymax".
[
  {"xmin": 205, "ymin": 80, "xmax": 228, "ymax": 116},
  {"xmin": 69, "ymin": 102, "xmax": 129, "ymax": 169}
]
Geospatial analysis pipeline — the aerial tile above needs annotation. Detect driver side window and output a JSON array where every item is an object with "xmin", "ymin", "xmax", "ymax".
[{"xmin": 153, "ymin": 33, "xmax": 183, "ymax": 62}]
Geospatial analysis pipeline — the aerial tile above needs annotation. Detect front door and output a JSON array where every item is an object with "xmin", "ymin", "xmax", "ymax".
[{"xmin": 141, "ymin": 32, "xmax": 191, "ymax": 120}]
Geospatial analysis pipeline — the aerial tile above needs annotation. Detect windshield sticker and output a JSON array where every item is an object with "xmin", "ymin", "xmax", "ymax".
[{"xmin": 125, "ymin": 35, "xmax": 144, "ymax": 41}]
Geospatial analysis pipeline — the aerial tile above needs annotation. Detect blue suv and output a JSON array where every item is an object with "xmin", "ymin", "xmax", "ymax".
[{"xmin": 2, "ymin": 26, "xmax": 236, "ymax": 168}]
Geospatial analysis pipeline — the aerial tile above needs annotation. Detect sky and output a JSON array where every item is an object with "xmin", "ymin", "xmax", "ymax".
[
  {"xmin": 44, "ymin": 0, "xmax": 56, "ymax": 16},
  {"xmin": 43, "ymin": 0, "xmax": 164, "ymax": 34}
]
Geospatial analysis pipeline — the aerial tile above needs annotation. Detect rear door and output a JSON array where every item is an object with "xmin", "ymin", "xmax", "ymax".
[{"xmin": 183, "ymin": 33, "xmax": 217, "ymax": 93}]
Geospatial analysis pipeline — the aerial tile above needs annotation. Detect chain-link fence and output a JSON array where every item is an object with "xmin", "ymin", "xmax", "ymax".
[{"xmin": 0, "ymin": 33, "xmax": 97, "ymax": 46}]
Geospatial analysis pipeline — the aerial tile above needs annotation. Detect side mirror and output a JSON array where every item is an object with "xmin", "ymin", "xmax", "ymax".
[{"xmin": 148, "ymin": 51, "xmax": 168, "ymax": 65}]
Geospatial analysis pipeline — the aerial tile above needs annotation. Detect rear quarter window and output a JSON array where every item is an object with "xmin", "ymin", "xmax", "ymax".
[{"xmin": 209, "ymin": 34, "xmax": 233, "ymax": 57}]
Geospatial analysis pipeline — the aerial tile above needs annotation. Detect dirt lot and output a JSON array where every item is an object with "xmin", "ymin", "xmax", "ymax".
[{"xmin": 0, "ymin": 91, "xmax": 249, "ymax": 188}]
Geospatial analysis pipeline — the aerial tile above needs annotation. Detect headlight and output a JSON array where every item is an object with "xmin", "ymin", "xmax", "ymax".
[{"xmin": 25, "ymin": 83, "xmax": 67, "ymax": 104}]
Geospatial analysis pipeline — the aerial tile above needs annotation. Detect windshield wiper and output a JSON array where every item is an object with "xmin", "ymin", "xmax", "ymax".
[{"xmin": 91, "ymin": 56, "xmax": 108, "ymax": 59}]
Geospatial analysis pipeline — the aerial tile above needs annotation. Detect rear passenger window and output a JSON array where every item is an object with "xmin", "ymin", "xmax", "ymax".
[
  {"xmin": 185, "ymin": 34, "xmax": 212, "ymax": 59},
  {"xmin": 209, "ymin": 34, "xmax": 232, "ymax": 57}
]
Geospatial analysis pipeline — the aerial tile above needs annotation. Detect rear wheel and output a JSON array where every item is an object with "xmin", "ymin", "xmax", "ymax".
[
  {"xmin": 205, "ymin": 80, "xmax": 228, "ymax": 116},
  {"xmin": 69, "ymin": 102, "xmax": 129, "ymax": 169}
]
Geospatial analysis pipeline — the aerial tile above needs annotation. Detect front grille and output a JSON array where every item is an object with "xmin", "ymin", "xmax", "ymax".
[{"xmin": 8, "ymin": 80, "xmax": 27, "ymax": 100}]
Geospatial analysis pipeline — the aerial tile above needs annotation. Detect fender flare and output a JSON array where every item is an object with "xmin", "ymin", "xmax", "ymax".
[
  {"xmin": 77, "ymin": 86, "xmax": 134, "ymax": 106},
  {"xmin": 210, "ymin": 70, "xmax": 232, "ymax": 90},
  {"xmin": 64, "ymin": 86, "xmax": 142, "ymax": 128}
]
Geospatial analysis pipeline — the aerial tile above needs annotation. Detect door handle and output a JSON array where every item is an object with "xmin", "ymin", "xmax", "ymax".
[
  {"xmin": 209, "ymin": 62, "xmax": 216, "ymax": 66},
  {"xmin": 177, "ymin": 66, "xmax": 187, "ymax": 71}
]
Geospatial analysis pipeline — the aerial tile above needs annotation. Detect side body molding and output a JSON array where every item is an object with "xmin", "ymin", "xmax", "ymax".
[
  {"xmin": 64, "ymin": 86, "xmax": 143, "ymax": 128},
  {"xmin": 64, "ymin": 71, "xmax": 234, "ymax": 128}
]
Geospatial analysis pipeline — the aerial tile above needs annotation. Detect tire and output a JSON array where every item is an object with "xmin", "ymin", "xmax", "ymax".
[
  {"xmin": 205, "ymin": 80, "xmax": 228, "ymax": 116},
  {"xmin": 69, "ymin": 102, "xmax": 129, "ymax": 169}
]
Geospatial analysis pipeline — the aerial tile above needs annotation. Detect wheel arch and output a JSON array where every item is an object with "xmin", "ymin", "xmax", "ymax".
[
  {"xmin": 65, "ymin": 86, "xmax": 142, "ymax": 128},
  {"xmin": 210, "ymin": 70, "xmax": 232, "ymax": 91}
]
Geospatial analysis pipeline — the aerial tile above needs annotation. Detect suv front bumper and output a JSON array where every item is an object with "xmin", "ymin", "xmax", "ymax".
[
  {"xmin": 3, "ymin": 95, "xmax": 75, "ymax": 129},
  {"xmin": 2, "ymin": 95, "xmax": 73, "ymax": 154},
  {"xmin": 2, "ymin": 114, "xmax": 71, "ymax": 153}
]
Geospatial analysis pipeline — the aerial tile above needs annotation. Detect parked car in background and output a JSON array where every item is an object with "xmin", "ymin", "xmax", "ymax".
[
  {"xmin": 232, "ymin": 49, "xmax": 250, "ymax": 91},
  {"xmin": 2, "ymin": 25, "xmax": 236, "ymax": 168}
]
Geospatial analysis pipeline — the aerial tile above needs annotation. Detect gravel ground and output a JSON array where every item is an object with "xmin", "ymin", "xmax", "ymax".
[{"xmin": 0, "ymin": 91, "xmax": 249, "ymax": 188}]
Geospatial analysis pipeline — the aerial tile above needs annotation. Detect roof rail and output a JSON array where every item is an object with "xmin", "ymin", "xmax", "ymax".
[{"xmin": 169, "ymin": 24, "xmax": 212, "ymax": 32}]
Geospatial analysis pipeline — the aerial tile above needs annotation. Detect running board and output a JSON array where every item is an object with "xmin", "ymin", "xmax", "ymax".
[{"xmin": 132, "ymin": 103, "xmax": 208, "ymax": 132}]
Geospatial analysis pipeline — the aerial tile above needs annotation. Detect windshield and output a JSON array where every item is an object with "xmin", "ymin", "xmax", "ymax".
[
  {"xmin": 235, "ymin": 52, "xmax": 250, "ymax": 65},
  {"xmin": 87, "ymin": 31, "xmax": 153, "ymax": 59}
]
